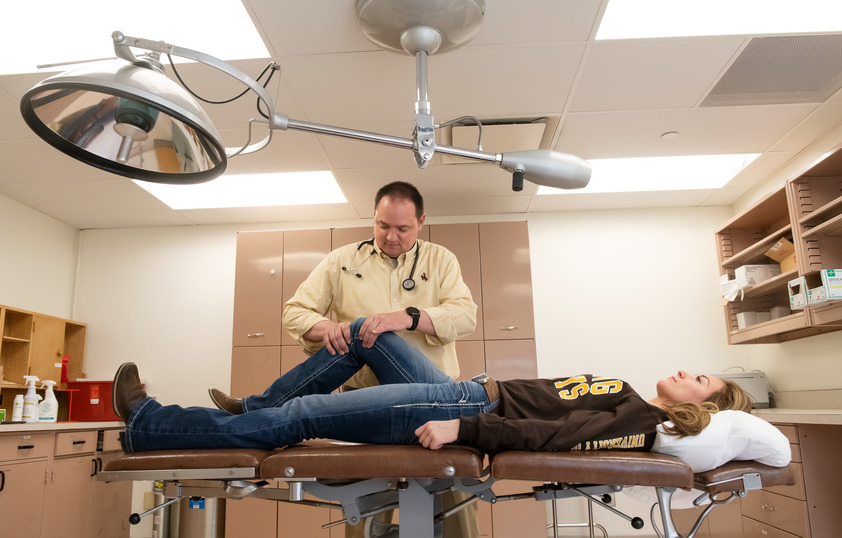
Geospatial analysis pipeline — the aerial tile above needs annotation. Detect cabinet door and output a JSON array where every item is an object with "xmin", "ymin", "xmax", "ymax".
[
  {"xmin": 454, "ymin": 340, "xmax": 485, "ymax": 381},
  {"xmin": 233, "ymin": 231, "xmax": 285, "ymax": 347},
  {"xmin": 231, "ymin": 346, "xmax": 282, "ymax": 398},
  {"xmin": 90, "ymin": 451, "xmax": 132, "ymax": 537},
  {"xmin": 489, "ymin": 480, "xmax": 546, "ymax": 538},
  {"xmin": 281, "ymin": 229, "xmax": 332, "ymax": 346},
  {"xmin": 42, "ymin": 455, "xmax": 96, "ymax": 538},
  {"xmin": 29, "ymin": 315, "xmax": 65, "ymax": 382},
  {"xmin": 429, "ymin": 223, "xmax": 484, "ymax": 341},
  {"xmin": 332, "ymin": 226, "xmax": 374, "ymax": 249},
  {"xmin": 479, "ymin": 222, "xmax": 535, "ymax": 340},
  {"xmin": 484, "ymin": 340, "xmax": 537, "ymax": 381},
  {"xmin": 225, "ymin": 483, "xmax": 279, "ymax": 538},
  {"xmin": 0, "ymin": 459, "xmax": 47, "ymax": 538}
]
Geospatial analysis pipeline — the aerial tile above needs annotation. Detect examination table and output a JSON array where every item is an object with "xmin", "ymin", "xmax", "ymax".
[{"xmin": 98, "ymin": 440, "xmax": 795, "ymax": 538}]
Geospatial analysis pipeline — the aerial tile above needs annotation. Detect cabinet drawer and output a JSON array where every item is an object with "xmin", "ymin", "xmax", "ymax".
[
  {"xmin": 100, "ymin": 429, "xmax": 124, "ymax": 452},
  {"xmin": 742, "ymin": 516, "xmax": 803, "ymax": 538},
  {"xmin": 775, "ymin": 425, "xmax": 799, "ymax": 444},
  {"xmin": 0, "ymin": 433, "xmax": 51, "ymax": 461},
  {"xmin": 742, "ymin": 490, "xmax": 809, "ymax": 537},
  {"xmin": 767, "ymin": 462, "xmax": 805, "ymax": 500},
  {"xmin": 790, "ymin": 443, "xmax": 801, "ymax": 463},
  {"xmin": 54, "ymin": 430, "xmax": 97, "ymax": 456}
]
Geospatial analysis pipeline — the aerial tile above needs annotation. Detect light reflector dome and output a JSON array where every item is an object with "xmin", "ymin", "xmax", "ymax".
[{"xmin": 20, "ymin": 60, "xmax": 226, "ymax": 184}]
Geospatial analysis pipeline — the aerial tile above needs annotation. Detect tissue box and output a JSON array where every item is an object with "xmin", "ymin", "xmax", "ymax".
[
  {"xmin": 788, "ymin": 277, "xmax": 809, "ymax": 309},
  {"xmin": 764, "ymin": 238, "xmax": 797, "ymax": 273},
  {"xmin": 820, "ymin": 269, "xmax": 842, "ymax": 300},
  {"xmin": 736, "ymin": 311, "xmax": 771, "ymax": 329},
  {"xmin": 735, "ymin": 264, "xmax": 782, "ymax": 288}
]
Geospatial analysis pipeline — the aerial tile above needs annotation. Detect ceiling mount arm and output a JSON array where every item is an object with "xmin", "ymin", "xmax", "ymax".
[{"xmin": 111, "ymin": 31, "xmax": 288, "ymax": 157}]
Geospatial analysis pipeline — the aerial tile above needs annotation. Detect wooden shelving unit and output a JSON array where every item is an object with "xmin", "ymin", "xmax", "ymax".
[{"xmin": 716, "ymin": 147, "xmax": 842, "ymax": 344}]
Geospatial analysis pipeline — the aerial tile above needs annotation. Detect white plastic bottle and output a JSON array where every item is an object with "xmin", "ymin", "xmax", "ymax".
[
  {"xmin": 39, "ymin": 380, "xmax": 59, "ymax": 423},
  {"xmin": 22, "ymin": 375, "xmax": 41, "ymax": 423},
  {"xmin": 12, "ymin": 394, "xmax": 25, "ymax": 422}
]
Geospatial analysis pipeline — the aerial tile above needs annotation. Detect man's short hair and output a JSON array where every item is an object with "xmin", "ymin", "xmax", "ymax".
[{"xmin": 374, "ymin": 181, "xmax": 424, "ymax": 219}]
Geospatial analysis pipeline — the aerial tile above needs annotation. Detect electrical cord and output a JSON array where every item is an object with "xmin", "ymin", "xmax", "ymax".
[{"xmin": 166, "ymin": 55, "xmax": 280, "ymax": 119}]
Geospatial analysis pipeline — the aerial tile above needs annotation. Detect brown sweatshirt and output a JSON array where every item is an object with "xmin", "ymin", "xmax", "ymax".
[{"xmin": 458, "ymin": 374, "xmax": 668, "ymax": 452}]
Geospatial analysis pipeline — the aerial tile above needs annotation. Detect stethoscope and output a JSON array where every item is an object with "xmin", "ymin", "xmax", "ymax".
[{"xmin": 342, "ymin": 239, "xmax": 420, "ymax": 291}]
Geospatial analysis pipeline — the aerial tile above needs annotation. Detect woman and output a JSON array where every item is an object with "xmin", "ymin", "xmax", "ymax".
[{"xmin": 113, "ymin": 318, "xmax": 751, "ymax": 454}]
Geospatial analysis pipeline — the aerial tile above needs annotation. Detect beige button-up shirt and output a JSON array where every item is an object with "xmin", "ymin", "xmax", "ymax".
[{"xmin": 283, "ymin": 239, "xmax": 477, "ymax": 387}]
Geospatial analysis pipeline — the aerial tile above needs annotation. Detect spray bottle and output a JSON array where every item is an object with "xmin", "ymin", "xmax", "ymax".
[
  {"xmin": 22, "ymin": 375, "xmax": 41, "ymax": 423},
  {"xmin": 39, "ymin": 380, "xmax": 59, "ymax": 422}
]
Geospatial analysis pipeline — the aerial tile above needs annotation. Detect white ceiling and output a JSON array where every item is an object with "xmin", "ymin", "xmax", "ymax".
[{"xmin": 1, "ymin": 0, "xmax": 841, "ymax": 229}]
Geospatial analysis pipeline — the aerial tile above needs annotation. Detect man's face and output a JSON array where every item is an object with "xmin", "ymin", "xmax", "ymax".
[
  {"xmin": 373, "ymin": 195, "xmax": 424, "ymax": 258},
  {"xmin": 656, "ymin": 371, "xmax": 726, "ymax": 406}
]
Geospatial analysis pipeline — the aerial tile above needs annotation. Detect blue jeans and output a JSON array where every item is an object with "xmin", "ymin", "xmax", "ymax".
[{"xmin": 122, "ymin": 319, "xmax": 496, "ymax": 453}]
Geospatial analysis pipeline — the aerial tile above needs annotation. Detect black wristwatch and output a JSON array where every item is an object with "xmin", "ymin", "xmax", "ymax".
[{"xmin": 405, "ymin": 307, "xmax": 421, "ymax": 331}]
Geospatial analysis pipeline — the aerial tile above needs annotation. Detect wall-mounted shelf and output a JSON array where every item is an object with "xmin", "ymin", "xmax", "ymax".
[{"xmin": 716, "ymin": 147, "xmax": 842, "ymax": 344}]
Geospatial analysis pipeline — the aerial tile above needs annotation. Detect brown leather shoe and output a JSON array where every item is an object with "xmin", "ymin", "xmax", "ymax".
[
  {"xmin": 112, "ymin": 362, "xmax": 147, "ymax": 421},
  {"xmin": 209, "ymin": 388, "xmax": 243, "ymax": 415}
]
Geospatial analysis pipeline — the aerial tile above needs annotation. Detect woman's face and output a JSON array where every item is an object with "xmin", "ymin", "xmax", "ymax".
[{"xmin": 656, "ymin": 370, "xmax": 726, "ymax": 405}]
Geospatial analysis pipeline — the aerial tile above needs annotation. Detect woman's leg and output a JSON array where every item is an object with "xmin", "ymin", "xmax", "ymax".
[
  {"xmin": 123, "ymin": 379, "xmax": 491, "ymax": 452},
  {"xmin": 243, "ymin": 318, "xmax": 451, "ymax": 411}
]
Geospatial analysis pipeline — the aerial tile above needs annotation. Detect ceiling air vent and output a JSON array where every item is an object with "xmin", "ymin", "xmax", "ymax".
[
  {"xmin": 702, "ymin": 34, "xmax": 842, "ymax": 107},
  {"xmin": 440, "ymin": 119, "xmax": 552, "ymax": 165}
]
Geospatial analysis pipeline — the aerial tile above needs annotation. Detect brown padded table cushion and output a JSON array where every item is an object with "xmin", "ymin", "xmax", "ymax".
[
  {"xmin": 694, "ymin": 461, "xmax": 795, "ymax": 494},
  {"xmin": 103, "ymin": 449, "xmax": 272, "ymax": 472},
  {"xmin": 261, "ymin": 441, "xmax": 485, "ymax": 480},
  {"xmin": 490, "ymin": 451, "xmax": 694, "ymax": 489}
]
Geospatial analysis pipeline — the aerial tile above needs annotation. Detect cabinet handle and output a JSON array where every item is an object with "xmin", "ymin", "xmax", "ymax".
[
  {"xmin": 91, "ymin": 458, "xmax": 98, "ymax": 477},
  {"xmin": 247, "ymin": 333, "xmax": 266, "ymax": 338},
  {"xmin": 499, "ymin": 326, "xmax": 518, "ymax": 331},
  {"xmin": 17, "ymin": 445, "xmax": 35, "ymax": 450},
  {"xmin": 73, "ymin": 440, "xmax": 87, "ymax": 445},
  {"xmin": 0, "ymin": 470, "xmax": 5, "ymax": 492}
]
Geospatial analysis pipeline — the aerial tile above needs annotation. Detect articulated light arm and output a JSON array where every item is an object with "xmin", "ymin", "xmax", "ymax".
[{"xmin": 23, "ymin": 32, "xmax": 590, "ymax": 189}]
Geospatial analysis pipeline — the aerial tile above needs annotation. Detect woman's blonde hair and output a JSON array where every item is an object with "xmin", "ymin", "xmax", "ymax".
[{"xmin": 661, "ymin": 380, "xmax": 753, "ymax": 437}]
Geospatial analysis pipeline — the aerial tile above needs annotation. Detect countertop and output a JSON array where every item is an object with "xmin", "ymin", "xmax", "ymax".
[
  {"xmin": 0, "ymin": 421, "xmax": 124, "ymax": 433},
  {"xmin": 754, "ymin": 408, "xmax": 842, "ymax": 425}
]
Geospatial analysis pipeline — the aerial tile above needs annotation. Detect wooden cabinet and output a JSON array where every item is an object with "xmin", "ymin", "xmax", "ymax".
[
  {"xmin": 0, "ymin": 426, "xmax": 129, "ymax": 538},
  {"xmin": 43, "ymin": 429, "xmax": 131, "ymax": 538},
  {"xmin": 741, "ymin": 425, "xmax": 810, "ymax": 537},
  {"xmin": 0, "ymin": 432, "xmax": 51, "ymax": 538},
  {"xmin": 1, "ymin": 305, "xmax": 87, "ymax": 419},
  {"xmin": 232, "ymin": 231, "xmax": 284, "ymax": 347},
  {"xmin": 714, "ymin": 147, "xmax": 842, "ymax": 344},
  {"xmin": 429, "ymin": 223, "xmax": 484, "ymax": 341}
]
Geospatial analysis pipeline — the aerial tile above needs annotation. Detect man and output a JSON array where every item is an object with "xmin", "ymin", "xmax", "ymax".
[{"xmin": 211, "ymin": 181, "xmax": 479, "ymax": 537}]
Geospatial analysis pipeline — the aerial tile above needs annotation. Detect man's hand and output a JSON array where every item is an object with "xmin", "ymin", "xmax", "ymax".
[
  {"xmin": 306, "ymin": 320, "xmax": 352, "ymax": 355},
  {"xmin": 359, "ymin": 311, "xmax": 416, "ymax": 347},
  {"xmin": 415, "ymin": 419, "xmax": 460, "ymax": 450}
]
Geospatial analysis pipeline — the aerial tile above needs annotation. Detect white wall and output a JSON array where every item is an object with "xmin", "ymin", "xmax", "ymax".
[{"xmin": 0, "ymin": 193, "xmax": 79, "ymax": 318}]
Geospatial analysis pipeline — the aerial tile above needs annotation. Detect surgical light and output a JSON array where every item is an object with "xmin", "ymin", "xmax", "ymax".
[{"xmin": 19, "ymin": 0, "xmax": 591, "ymax": 191}]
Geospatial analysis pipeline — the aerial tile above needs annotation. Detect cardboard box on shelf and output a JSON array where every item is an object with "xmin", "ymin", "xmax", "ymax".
[
  {"xmin": 819, "ymin": 269, "xmax": 842, "ymax": 300},
  {"xmin": 735, "ymin": 264, "xmax": 782, "ymax": 288},
  {"xmin": 764, "ymin": 238, "xmax": 797, "ymax": 273}
]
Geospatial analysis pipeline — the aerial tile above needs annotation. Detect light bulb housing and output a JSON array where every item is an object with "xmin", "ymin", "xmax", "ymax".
[{"xmin": 20, "ymin": 59, "xmax": 227, "ymax": 184}]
